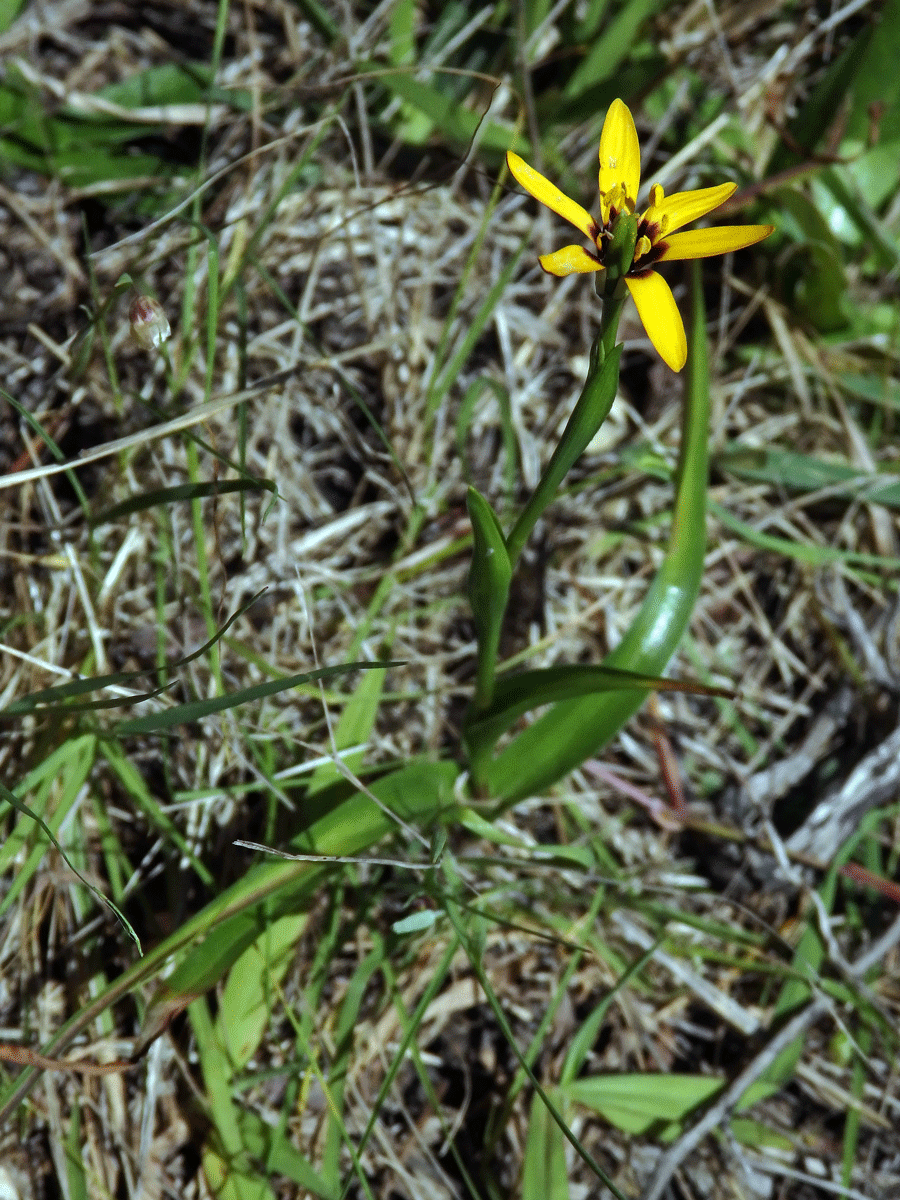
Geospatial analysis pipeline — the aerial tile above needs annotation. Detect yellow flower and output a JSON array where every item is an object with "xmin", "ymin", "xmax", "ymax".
[{"xmin": 507, "ymin": 99, "xmax": 774, "ymax": 371}]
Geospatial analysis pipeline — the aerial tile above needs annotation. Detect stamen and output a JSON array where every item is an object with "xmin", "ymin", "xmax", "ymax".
[{"xmin": 633, "ymin": 235, "xmax": 652, "ymax": 262}]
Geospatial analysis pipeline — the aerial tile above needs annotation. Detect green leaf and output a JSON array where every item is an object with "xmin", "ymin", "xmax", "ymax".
[
  {"xmin": 767, "ymin": 25, "xmax": 874, "ymax": 175},
  {"xmin": 838, "ymin": 0, "xmax": 900, "ymax": 143},
  {"xmin": 466, "ymin": 662, "xmax": 730, "ymax": 751},
  {"xmin": 466, "ymin": 486, "xmax": 512, "ymax": 711},
  {"xmin": 295, "ymin": 0, "xmax": 340, "ymax": 41},
  {"xmin": 363, "ymin": 65, "xmax": 514, "ymax": 152},
  {"xmin": 523, "ymin": 1090, "xmax": 571, "ymax": 1200},
  {"xmin": 388, "ymin": 0, "xmax": 416, "ymax": 65},
  {"xmin": 562, "ymin": 1073, "xmax": 724, "ymax": 1140},
  {"xmin": 456, "ymin": 377, "xmax": 517, "ymax": 497},
  {"xmin": 92, "ymin": 478, "xmax": 276, "ymax": 524},
  {"xmin": 775, "ymin": 187, "xmax": 849, "ymax": 330},
  {"xmin": 427, "ymin": 244, "xmax": 526, "ymax": 421},
  {"xmin": 64, "ymin": 1098, "xmax": 88, "ymax": 1200},
  {"xmin": 143, "ymin": 760, "xmax": 460, "ymax": 1008},
  {"xmin": 839, "ymin": 371, "xmax": 900, "ymax": 412},
  {"xmin": 719, "ymin": 445, "xmax": 900, "ymax": 507},
  {"xmin": 573, "ymin": 0, "xmax": 613, "ymax": 40},
  {"xmin": 191, "ymin": 997, "xmax": 279, "ymax": 1200},
  {"xmin": 0, "ymin": 741, "xmax": 140, "ymax": 950},
  {"xmin": 818, "ymin": 166, "xmax": 900, "ymax": 272},
  {"xmin": 97, "ymin": 62, "xmax": 221, "ymax": 108},
  {"xmin": 112, "ymin": 661, "xmax": 399, "ymax": 735},
  {"xmin": 564, "ymin": 0, "xmax": 664, "ymax": 99},
  {"xmin": 235, "ymin": 1112, "xmax": 338, "ymax": 1197},
  {"xmin": 100, "ymin": 740, "xmax": 213, "ymax": 886},
  {"xmin": 220, "ymin": 914, "xmax": 307, "ymax": 1071},
  {"xmin": 0, "ymin": 0, "xmax": 26, "ymax": 32},
  {"xmin": 845, "ymin": 138, "xmax": 900, "ymax": 210},
  {"xmin": 0, "ymin": 759, "xmax": 460, "ymax": 1124},
  {"xmin": 320, "ymin": 940, "xmax": 388, "ymax": 1187},
  {"xmin": 730, "ymin": 1118, "xmax": 794, "ymax": 1153},
  {"xmin": 306, "ymin": 663, "xmax": 387, "ymax": 795},
  {"xmin": 710, "ymin": 500, "xmax": 900, "ymax": 571},
  {"xmin": 0, "ymin": 592, "xmax": 267, "ymax": 720}
]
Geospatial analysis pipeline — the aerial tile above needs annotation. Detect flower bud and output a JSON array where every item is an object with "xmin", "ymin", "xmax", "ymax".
[{"xmin": 129, "ymin": 295, "xmax": 171, "ymax": 350}]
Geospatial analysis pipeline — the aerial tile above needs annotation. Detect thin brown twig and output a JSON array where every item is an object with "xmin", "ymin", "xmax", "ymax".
[{"xmin": 0, "ymin": 1043, "xmax": 137, "ymax": 1076}]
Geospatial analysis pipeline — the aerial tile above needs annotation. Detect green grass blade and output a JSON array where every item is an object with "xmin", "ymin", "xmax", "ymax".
[
  {"xmin": 112, "ymin": 661, "xmax": 399, "ymax": 734},
  {"xmin": 64, "ymin": 1099, "xmax": 89, "ymax": 1200},
  {"xmin": 766, "ymin": 25, "xmax": 873, "ymax": 176},
  {"xmin": 320, "ymin": 940, "xmax": 388, "ymax": 1188},
  {"xmin": 0, "ymin": 748, "xmax": 140, "ymax": 950},
  {"xmin": 235, "ymin": 1112, "xmax": 337, "ymax": 1197},
  {"xmin": 306, "ymin": 666, "xmax": 387, "ymax": 795},
  {"xmin": 92, "ymin": 478, "xmax": 276, "ymax": 524},
  {"xmin": 191, "ymin": 995, "xmax": 278, "ymax": 1200},
  {"xmin": 520, "ymin": 1092, "xmax": 571, "ymax": 1199},
  {"xmin": 0, "ymin": 0, "xmax": 26, "ymax": 31},
  {"xmin": 146, "ymin": 758, "xmax": 459, "ymax": 1019},
  {"xmin": 100, "ymin": 739, "xmax": 213, "ymax": 886},
  {"xmin": 442, "ymin": 891, "xmax": 629, "ymax": 1200},
  {"xmin": 426, "ymin": 242, "xmax": 526, "ymax": 424},
  {"xmin": 0, "ymin": 591, "xmax": 270, "ymax": 720},
  {"xmin": 361, "ymin": 65, "xmax": 514, "ymax": 153},
  {"xmin": 456, "ymin": 377, "xmax": 518, "ymax": 498},
  {"xmin": 710, "ymin": 500, "xmax": 900, "ymax": 571},
  {"xmin": 564, "ymin": 0, "xmax": 664, "ymax": 100}
]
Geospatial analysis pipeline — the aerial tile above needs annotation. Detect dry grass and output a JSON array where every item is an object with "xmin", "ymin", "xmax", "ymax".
[{"xmin": 1, "ymin": 1, "xmax": 899, "ymax": 1198}]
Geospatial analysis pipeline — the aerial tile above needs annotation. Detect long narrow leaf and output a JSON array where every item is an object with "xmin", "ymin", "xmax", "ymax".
[
  {"xmin": 112, "ymin": 660, "xmax": 400, "ymax": 734},
  {"xmin": 92, "ymin": 478, "xmax": 275, "ymax": 524},
  {"xmin": 0, "ymin": 591, "xmax": 268, "ymax": 719},
  {"xmin": 466, "ymin": 662, "xmax": 730, "ymax": 752}
]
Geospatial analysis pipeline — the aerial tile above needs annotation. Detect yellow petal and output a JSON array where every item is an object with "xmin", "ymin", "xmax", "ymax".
[
  {"xmin": 625, "ymin": 272, "xmax": 687, "ymax": 372},
  {"xmin": 598, "ymin": 99, "xmax": 640, "ymax": 208},
  {"xmin": 506, "ymin": 151, "xmax": 598, "ymax": 240},
  {"xmin": 539, "ymin": 245, "xmax": 604, "ymax": 276},
  {"xmin": 645, "ymin": 182, "xmax": 736, "ymax": 234},
  {"xmin": 657, "ymin": 224, "xmax": 775, "ymax": 261}
]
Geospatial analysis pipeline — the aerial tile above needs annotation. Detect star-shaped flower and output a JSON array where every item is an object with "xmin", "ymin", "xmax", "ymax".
[{"xmin": 507, "ymin": 100, "xmax": 774, "ymax": 371}]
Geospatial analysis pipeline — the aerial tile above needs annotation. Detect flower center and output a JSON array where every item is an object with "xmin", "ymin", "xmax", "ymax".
[
  {"xmin": 602, "ymin": 210, "xmax": 637, "ymax": 288},
  {"xmin": 599, "ymin": 181, "xmax": 635, "ymax": 228}
]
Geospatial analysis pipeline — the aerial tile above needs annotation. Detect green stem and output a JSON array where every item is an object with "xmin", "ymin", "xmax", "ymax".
[
  {"xmin": 473, "ymin": 629, "xmax": 500, "ymax": 713},
  {"xmin": 505, "ymin": 291, "xmax": 625, "ymax": 567},
  {"xmin": 598, "ymin": 277, "xmax": 627, "ymax": 356}
]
